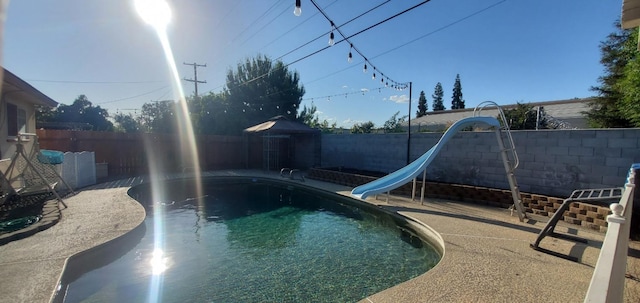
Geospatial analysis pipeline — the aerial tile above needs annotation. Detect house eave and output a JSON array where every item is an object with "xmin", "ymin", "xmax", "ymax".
[{"xmin": 2, "ymin": 68, "xmax": 58, "ymax": 107}]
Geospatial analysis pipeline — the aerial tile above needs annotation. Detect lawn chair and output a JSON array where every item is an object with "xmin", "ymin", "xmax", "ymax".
[{"xmin": 0, "ymin": 133, "xmax": 74, "ymax": 208}]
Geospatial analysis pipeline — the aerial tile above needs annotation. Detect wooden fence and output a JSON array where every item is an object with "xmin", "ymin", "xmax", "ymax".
[{"xmin": 36, "ymin": 129, "xmax": 245, "ymax": 178}]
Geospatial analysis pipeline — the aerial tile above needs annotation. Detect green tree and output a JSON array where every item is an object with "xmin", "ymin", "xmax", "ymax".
[
  {"xmin": 297, "ymin": 103, "xmax": 337, "ymax": 133},
  {"xmin": 139, "ymin": 100, "xmax": 177, "ymax": 133},
  {"xmin": 432, "ymin": 82, "xmax": 445, "ymax": 111},
  {"xmin": 188, "ymin": 92, "xmax": 233, "ymax": 135},
  {"xmin": 113, "ymin": 113, "xmax": 140, "ymax": 133},
  {"xmin": 297, "ymin": 103, "xmax": 319, "ymax": 126},
  {"xmin": 224, "ymin": 54, "xmax": 305, "ymax": 134},
  {"xmin": 350, "ymin": 121, "xmax": 375, "ymax": 134},
  {"xmin": 451, "ymin": 74, "xmax": 465, "ymax": 109},
  {"xmin": 586, "ymin": 22, "xmax": 638, "ymax": 128},
  {"xmin": 500, "ymin": 103, "xmax": 548, "ymax": 130},
  {"xmin": 382, "ymin": 111, "xmax": 407, "ymax": 133},
  {"xmin": 37, "ymin": 95, "xmax": 113, "ymax": 131},
  {"xmin": 416, "ymin": 91, "xmax": 427, "ymax": 117}
]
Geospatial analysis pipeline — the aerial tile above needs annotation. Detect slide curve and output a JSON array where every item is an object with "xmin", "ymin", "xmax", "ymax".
[{"xmin": 351, "ymin": 116, "xmax": 501, "ymax": 199}]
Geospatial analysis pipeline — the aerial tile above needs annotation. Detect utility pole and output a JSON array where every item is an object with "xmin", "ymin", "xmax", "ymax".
[
  {"xmin": 407, "ymin": 81, "xmax": 412, "ymax": 165},
  {"xmin": 183, "ymin": 62, "xmax": 207, "ymax": 97}
]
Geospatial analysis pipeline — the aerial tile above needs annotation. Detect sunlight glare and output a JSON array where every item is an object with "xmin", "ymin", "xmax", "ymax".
[
  {"xmin": 150, "ymin": 248, "xmax": 168, "ymax": 275},
  {"xmin": 135, "ymin": 0, "xmax": 171, "ymax": 30}
]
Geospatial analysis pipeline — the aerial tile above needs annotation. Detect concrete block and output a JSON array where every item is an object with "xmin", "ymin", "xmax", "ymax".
[
  {"xmin": 622, "ymin": 129, "xmax": 640, "ymax": 138},
  {"xmin": 605, "ymin": 157, "xmax": 633, "ymax": 167},
  {"xmin": 534, "ymin": 153, "xmax": 555, "ymax": 164},
  {"xmin": 608, "ymin": 138, "xmax": 638, "ymax": 149},
  {"xmin": 535, "ymin": 138, "xmax": 559, "ymax": 146},
  {"xmin": 594, "ymin": 147, "xmax": 621, "ymax": 158},
  {"xmin": 558, "ymin": 138, "xmax": 582, "ymax": 147},
  {"xmin": 546, "ymin": 146, "xmax": 569, "ymax": 156},
  {"xmin": 525, "ymin": 146, "xmax": 546, "ymax": 155},
  {"xmin": 569, "ymin": 130, "xmax": 596, "ymax": 138},
  {"xmin": 480, "ymin": 152, "xmax": 499, "ymax": 160},
  {"xmin": 555, "ymin": 155, "xmax": 580, "ymax": 165},
  {"xmin": 621, "ymin": 148, "xmax": 640, "ymax": 160},
  {"xmin": 602, "ymin": 175, "xmax": 626, "ymax": 187},
  {"xmin": 581, "ymin": 138, "xmax": 602, "ymax": 147},
  {"xmin": 579, "ymin": 156, "xmax": 605, "ymax": 166},
  {"xmin": 589, "ymin": 165, "xmax": 620, "ymax": 178},
  {"xmin": 596, "ymin": 130, "xmax": 622, "ymax": 138},
  {"xmin": 568, "ymin": 146, "xmax": 594, "ymax": 157}
]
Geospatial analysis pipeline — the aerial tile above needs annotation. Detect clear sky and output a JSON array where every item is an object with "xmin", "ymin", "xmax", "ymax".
[{"xmin": 1, "ymin": 0, "xmax": 623, "ymax": 128}]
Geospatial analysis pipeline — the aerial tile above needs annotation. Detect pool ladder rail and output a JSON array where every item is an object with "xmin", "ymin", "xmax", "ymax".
[
  {"xmin": 280, "ymin": 168, "xmax": 305, "ymax": 182},
  {"xmin": 475, "ymin": 101, "xmax": 526, "ymax": 222}
]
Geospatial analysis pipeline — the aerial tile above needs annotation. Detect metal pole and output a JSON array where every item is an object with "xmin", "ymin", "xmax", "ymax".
[{"xmin": 407, "ymin": 82, "xmax": 412, "ymax": 165}]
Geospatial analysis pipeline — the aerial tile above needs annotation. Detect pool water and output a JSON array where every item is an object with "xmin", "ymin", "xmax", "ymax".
[{"xmin": 62, "ymin": 178, "xmax": 440, "ymax": 302}]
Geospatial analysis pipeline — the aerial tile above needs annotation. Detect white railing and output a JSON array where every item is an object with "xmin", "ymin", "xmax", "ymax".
[{"xmin": 584, "ymin": 164, "xmax": 639, "ymax": 303}]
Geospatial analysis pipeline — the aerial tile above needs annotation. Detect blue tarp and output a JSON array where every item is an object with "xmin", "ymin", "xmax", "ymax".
[{"xmin": 37, "ymin": 150, "xmax": 64, "ymax": 165}]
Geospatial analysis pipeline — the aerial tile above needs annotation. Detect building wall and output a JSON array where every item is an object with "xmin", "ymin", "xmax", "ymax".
[
  {"xmin": 0, "ymin": 94, "xmax": 37, "ymax": 162},
  {"xmin": 320, "ymin": 129, "xmax": 640, "ymax": 197}
]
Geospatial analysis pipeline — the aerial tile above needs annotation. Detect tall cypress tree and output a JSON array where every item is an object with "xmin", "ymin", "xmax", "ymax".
[
  {"xmin": 416, "ymin": 90, "xmax": 428, "ymax": 117},
  {"xmin": 586, "ymin": 22, "xmax": 636, "ymax": 128},
  {"xmin": 451, "ymin": 74, "xmax": 465, "ymax": 109},
  {"xmin": 432, "ymin": 82, "xmax": 445, "ymax": 111}
]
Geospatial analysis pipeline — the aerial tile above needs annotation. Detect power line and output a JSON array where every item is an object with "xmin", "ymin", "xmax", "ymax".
[
  {"xmin": 302, "ymin": 86, "xmax": 388, "ymax": 102},
  {"xmin": 96, "ymin": 85, "xmax": 170, "ymax": 105},
  {"xmin": 275, "ymin": 0, "xmax": 389, "ymax": 61},
  {"xmin": 25, "ymin": 79, "xmax": 164, "ymax": 84},
  {"xmin": 260, "ymin": 0, "xmax": 339, "ymax": 52},
  {"xmin": 230, "ymin": 0, "xmax": 286, "ymax": 43},
  {"xmin": 369, "ymin": 0, "xmax": 508, "ymax": 61},
  {"xmin": 308, "ymin": 0, "xmax": 432, "ymax": 89},
  {"xmin": 206, "ymin": 1, "xmax": 422, "ymax": 95},
  {"xmin": 204, "ymin": 0, "xmax": 502, "ymax": 99},
  {"xmin": 305, "ymin": 0, "xmax": 509, "ymax": 86},
  {"xmin": 238, "ymin": 3, "xmax": 290, "ymax": 48}
]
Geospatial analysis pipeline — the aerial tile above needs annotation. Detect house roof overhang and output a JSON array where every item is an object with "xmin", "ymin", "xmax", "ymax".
[
  {"xmin": 622, "ymin": 0, "xmax": 640, "ymax": 29},
  {"xmin": 2, "ymin": 68, "xmax": 58, "ymax": 107}
]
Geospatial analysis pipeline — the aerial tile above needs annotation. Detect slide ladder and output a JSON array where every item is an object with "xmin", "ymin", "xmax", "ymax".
[{"xmin": 475, "ymin": 101, "xmax": 526, "ymax": 222}]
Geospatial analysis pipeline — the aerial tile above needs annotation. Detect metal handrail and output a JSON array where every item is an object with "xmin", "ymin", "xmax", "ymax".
[{"xmin": 474, "ymin": 101, "xmax": 519, "ymax": 171}]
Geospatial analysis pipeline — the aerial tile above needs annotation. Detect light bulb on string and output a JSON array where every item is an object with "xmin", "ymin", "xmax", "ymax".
[
  {"xmin": 347, "ymin": 44, "xmax": 353, "ymax": 63},
  {"xmin": 328, "ymin": 31, "xmax": 334, "ymax": 46},
  {"xmin": 294, "ymin": 0, "xmax": 301, "ymax": 16},
  {"xmin": 363, "ymin": 62, "xmax": 367, "ymax": 73},
  {"xmin": 372, "ymin": 68, "xmax": 376, "ymax": 80}
]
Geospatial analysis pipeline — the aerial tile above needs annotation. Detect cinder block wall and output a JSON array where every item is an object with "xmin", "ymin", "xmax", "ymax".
[{"xmin": 320, "ymin": 129, "xmax": 640, "ymax": 197}]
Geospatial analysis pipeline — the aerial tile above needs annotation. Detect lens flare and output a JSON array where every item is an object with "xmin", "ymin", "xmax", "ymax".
[
  {"xmin": 150, "ymin": 248, "xmax": 168, "ymax": 275},
  {"xmin": 136, "ymin": 0, "xmax": 204, "ymax": 301}
]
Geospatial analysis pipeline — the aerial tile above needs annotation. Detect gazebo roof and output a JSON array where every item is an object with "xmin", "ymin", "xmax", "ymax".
[{"xmin": 243, "ymin": 115, "xmax": 318, "ymax": 134}]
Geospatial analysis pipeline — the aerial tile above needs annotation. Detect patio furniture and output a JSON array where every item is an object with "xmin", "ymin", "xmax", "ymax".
[
  {"xmin": 1, "ymin": 133, "xmax": 74, "ymax": 208},
  {"xmin": 530, "ymin": 187, "xmax": 623, "ymax": 261}
]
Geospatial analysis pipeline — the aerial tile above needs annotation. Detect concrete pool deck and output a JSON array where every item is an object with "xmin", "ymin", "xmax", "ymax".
[{"xmin": 0, "ymin": 170, "xmax": 638, "ymax": 303}]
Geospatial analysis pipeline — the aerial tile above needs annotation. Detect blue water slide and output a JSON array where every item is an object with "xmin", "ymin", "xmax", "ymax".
[{"xmin": 351, "ymin": 116, "xmax": 501, "ymax": 199}]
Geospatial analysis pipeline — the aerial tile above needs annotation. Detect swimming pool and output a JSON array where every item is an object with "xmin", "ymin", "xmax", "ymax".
[{"xmin": 58, "ymin": 177, "xmax": 442, "ymax": 302}]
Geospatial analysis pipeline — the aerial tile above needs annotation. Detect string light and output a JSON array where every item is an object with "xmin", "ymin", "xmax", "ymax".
[
  {"xmin": 308, "ymin": 0, "xmax": 409, "ymax": 92},
  {"xmin": 301, "ymin": 85, "xmax": 386, "ymax": 102},
  {"xmin": 293, "ymin": 0, "xmax": 301, "ymax": 16},
  {"xmin": 328, "ymin": 21, "xmax": 335, "ymax": 46}
]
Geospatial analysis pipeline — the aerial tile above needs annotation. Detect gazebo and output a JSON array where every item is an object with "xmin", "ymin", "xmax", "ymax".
[{"xmin": 243, "ymin": 116, "xmax": 320, "ymax": 171}]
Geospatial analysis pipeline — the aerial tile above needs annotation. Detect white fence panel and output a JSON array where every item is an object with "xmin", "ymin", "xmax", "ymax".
[{"xmin": 60, "ymin": 152, "xmax": 96, "ymax": 190}]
